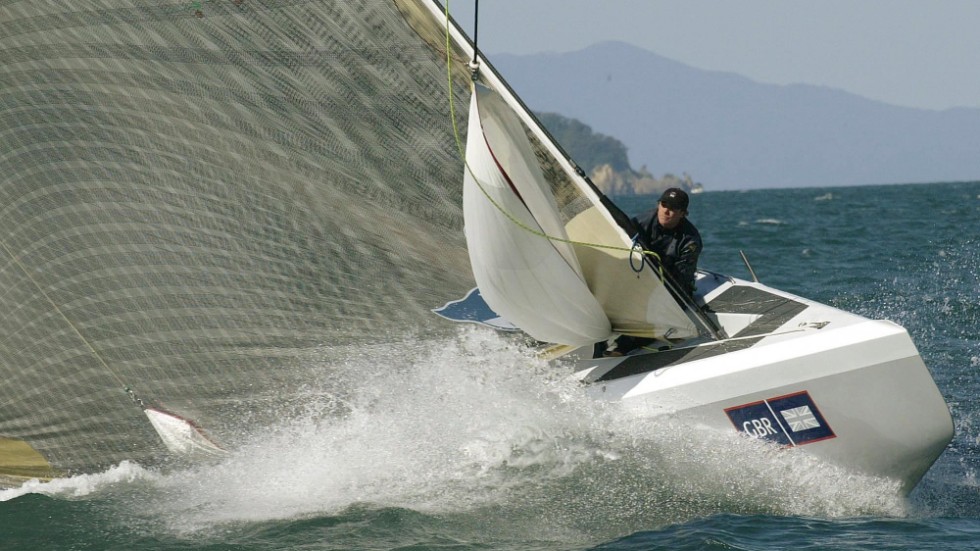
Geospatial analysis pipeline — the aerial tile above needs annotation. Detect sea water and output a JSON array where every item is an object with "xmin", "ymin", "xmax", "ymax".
[{"xmin": 1, "ymin": 181, "xmax": 978, "ymax": 550}]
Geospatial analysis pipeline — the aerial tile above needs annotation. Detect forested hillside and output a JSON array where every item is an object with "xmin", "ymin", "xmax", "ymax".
[{"xmin": 537, "ymin": 111, "xmax": 701, "ymax": 195}]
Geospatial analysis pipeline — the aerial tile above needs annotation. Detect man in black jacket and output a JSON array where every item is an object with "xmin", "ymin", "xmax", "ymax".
[
  {"xmin": 600, "ymin": 187, "xmax": 702, "ymax": 357},
  {"xmin": 632, "ymin": 187, "xmax": 702, "ymax": 298}
]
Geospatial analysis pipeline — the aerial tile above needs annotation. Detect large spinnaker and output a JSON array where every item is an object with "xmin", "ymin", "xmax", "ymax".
[
  {"xmin": 0, "ymin": 0, "xmax": 480, "ymax": 480},
  {"xmin": 0, "ymin": 0, "xmax": 693, "ymax": 482},
  {"xmin": 464, "ymin": 83, "xmax": 612, "ymax": 346}
]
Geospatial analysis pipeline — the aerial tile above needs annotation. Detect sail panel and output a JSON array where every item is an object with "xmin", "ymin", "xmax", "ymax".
[
  {"xmin": 471, "ymin": 84, "xmax": 583, "ymax": 271},
  {"xmin": 464, "ymin": 85, "xmax": 612, "ymax": 346}
]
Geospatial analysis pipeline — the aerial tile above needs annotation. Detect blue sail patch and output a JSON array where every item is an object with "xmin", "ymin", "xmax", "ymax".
[
  {"xmin": 432, "ymin": 287, "xmax": 518, "ymax": 331},
  {"xmin": 725, "ymin": 390, "xmax": 835, "ymax": 447}
]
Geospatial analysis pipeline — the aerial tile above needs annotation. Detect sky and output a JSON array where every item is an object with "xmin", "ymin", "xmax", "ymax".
[{"xmin": 447, "ymin": 0, "xmax": 980, "ymax": 111}]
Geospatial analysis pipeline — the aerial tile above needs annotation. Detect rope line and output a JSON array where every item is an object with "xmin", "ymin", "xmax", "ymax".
[
  {"xmin": 0, "ymin": 240, "xmax": 144, "ymax": 408},
  {"xmin": 441, "ymin": 1, "xmax": 665, "ymax": 280}
]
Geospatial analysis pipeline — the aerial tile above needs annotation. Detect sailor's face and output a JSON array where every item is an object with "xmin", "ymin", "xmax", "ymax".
[{"xmin": 657, "ymin": 201, "xmax": 685, "ymax": 229}]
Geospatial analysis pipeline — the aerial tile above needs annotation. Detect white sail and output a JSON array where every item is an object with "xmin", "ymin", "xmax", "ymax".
[
  {"xmin": 463, "ymin": 82, "xmax": 698, "ymax": 345},
  {"xmin": 464, "ymin": 83, "xmax": 612, "ymax": 346},
  {"xmin": 144, "ymin": 408, "xmax": 226, "ymax": 459}
]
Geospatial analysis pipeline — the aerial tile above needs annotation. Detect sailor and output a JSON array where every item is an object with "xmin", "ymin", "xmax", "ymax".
[
  {"xmin": 601, "ymin": 187, "xmax": 702, "ymax": 357},
  {"xmin": 632, "ymin": 187, "xmax": 702, "ymax": 297}
]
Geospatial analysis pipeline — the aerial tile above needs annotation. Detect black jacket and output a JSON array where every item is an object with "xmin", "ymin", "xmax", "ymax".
[{"xmin": 632, "ymin": 210, "xmax": 702, "ymax": 295}]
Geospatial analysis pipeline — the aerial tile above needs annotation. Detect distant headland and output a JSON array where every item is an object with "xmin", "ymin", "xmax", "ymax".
[{"xmin": 537, "ymin": 111, "xmax": 703, "ymax": 196}]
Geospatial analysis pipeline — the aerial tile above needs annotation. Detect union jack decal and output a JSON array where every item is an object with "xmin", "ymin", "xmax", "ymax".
[{"xmin": 781, "ymin": 405, "xmax": 821, "ymax": 432}]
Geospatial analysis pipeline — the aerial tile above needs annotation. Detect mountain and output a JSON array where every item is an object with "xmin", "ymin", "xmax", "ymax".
[{"xmin": 491, "ymin": 41, "xmax": 980, "ymax": 190}]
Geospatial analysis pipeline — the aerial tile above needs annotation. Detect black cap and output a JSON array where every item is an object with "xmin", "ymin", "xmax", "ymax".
[{"xmin": 659, "ymin": 187, "xmax": 689, "ymax": 211}]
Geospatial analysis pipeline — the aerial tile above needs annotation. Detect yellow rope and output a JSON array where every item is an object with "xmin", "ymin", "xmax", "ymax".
[
  {"xmin": 0, "ymin": 240, "xmax": 135, "ymax": 403},
  {"xmin": 441, "ymin": 1, "xmax": 664, "ymax": 279}
]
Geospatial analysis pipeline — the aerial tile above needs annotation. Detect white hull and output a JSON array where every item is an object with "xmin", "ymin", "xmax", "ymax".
[{"xmin": 572, "ymin": 272, "xmax": 953, "ymax": 494}]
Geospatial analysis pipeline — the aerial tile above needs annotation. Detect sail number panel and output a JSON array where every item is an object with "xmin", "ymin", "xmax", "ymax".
[{"xmin": 725, "ymin": 391, "xmax": 835, "ymax": 447}]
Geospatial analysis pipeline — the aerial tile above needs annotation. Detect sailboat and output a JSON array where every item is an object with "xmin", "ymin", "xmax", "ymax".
[
  {"xmin": 0, "ymin": 0, "xmax": 951, "ymax": 495},
  {"xmin": 448, "ymin": 9, "xmax": 953, "ymax": 494}
]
